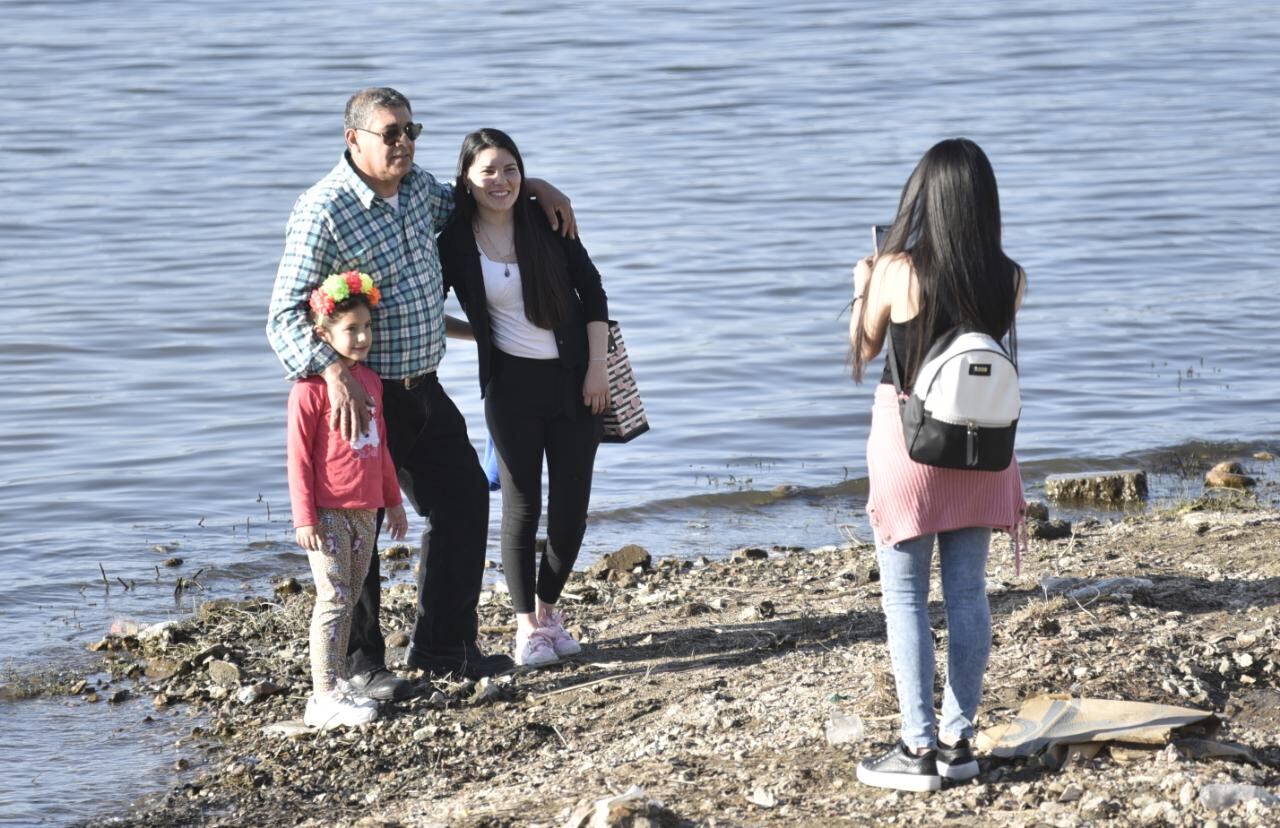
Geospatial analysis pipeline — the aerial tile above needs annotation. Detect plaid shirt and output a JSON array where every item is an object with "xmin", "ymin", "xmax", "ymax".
[{"xmin": 267, "ymin": 154, "xmax": 455, "ymax": 380}]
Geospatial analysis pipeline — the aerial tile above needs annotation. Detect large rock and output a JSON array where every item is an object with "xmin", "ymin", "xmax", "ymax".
[
  {"xmin": 1204, "ymin": 461, "xmax": 1256, "ymax": 490},
  {"xmin": 1024, "ymin": 501, "xmax": 1050, "ymax": 521},
  {"xmin": 206, "ymin": 659, "xmax": 242, "ymax": 687},
  {"xmin": 1030, "ymin": 518, "xmax": 1073, "ymax": 540},
  {"xmin": 273, "ymin": 577, "xmax": 302, "ymax": 598},
  {"xmin": 1044, "ymin": 470, "xmax": 1148, "ymax": 504},
  {"xmin": 146, "ymin": 657, "xmax": 187, "ymax": 681},
  {"xmin": 588, "ymin": 544, "xmax": 652, "ymax": 579},
  {"xmin": 380, "ymin": 543, "xmax": 414, "ymax": 560}
]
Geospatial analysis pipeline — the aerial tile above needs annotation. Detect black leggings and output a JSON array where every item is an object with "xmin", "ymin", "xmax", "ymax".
[{"xmin": 485, "ymin": 351, "xmax": 602, "ymax": 614}]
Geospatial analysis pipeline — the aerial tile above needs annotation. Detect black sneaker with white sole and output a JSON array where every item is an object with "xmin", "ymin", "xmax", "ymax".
[
  {"xmin": 856, "ymin": 741, "xmax": 942, "ymax": 792},
  {"xmin": 937, "ymin": 738, "xmax": 979, "ymax": 781}
]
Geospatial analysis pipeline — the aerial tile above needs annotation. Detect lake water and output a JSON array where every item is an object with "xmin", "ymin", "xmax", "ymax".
[{"xmin": 1, "ymin": 1, "xmax": 1277, "ymax": 823}]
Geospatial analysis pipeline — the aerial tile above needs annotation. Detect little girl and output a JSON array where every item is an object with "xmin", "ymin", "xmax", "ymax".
[{"xmin": 286, "ymin": 271, "xmax": 408, "ymax": 729}]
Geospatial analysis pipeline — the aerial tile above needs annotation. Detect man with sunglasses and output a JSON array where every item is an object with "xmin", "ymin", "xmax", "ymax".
[{"xmin": 268, "ymin": 87, "xmax": 578, "ymax": 701}]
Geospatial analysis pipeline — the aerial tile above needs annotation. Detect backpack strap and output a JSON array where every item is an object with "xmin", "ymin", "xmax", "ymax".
[
  {"xmin": 881, "ymin": 269, "xmax": 1021, "ymax": 384},
  {"xmin": 887, "ymin": 322, "xmax": 966, "ymax": 394}
]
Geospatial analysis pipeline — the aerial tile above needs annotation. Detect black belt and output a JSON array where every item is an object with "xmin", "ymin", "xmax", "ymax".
[{"xmin": 400, "ymin": 371, "xmax": 436, "ymax": 390}]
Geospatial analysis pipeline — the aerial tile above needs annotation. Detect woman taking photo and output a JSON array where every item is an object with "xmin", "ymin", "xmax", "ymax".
[
  {"xmin": 439, "ymin": 128, "xmax": 609, "ymax": 668},
  {"xmin": 849, "ymin": 138, "xmax": 1026, "ymax": 791}
]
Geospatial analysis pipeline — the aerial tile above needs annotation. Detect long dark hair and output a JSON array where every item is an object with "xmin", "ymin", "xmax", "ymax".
[
  {"xmin": 454, "ymin": 128, "xmax": 571, "ymax": 329},
  {"xmin": 853, "ymin": 137, "xmax": 1023, "ymax": 384}
]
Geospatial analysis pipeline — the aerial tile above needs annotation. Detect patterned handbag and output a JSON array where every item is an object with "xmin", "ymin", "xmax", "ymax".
[{"xmin": 600, "ymin": 320, "xmax": 649, "ymax": 443}]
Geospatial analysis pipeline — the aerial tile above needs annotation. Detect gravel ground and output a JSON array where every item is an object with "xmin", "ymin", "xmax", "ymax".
[{"xmin": 60, "ymin": 489, "xmax": 1280, "ymax": 827}]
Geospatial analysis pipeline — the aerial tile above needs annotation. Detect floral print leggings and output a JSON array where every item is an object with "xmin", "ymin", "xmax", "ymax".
[{"xmin": 307, "ymin": 508, "xmax": 376, "ymax": 695}]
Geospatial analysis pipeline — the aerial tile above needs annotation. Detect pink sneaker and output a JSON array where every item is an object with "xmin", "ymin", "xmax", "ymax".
[
  {"xmin": 515, "ymin": 627, "xmax": 559, "ymax": 667},
  {"xmin": 542, "ymin": 611, "xmax": 582, "ymax": 657}
]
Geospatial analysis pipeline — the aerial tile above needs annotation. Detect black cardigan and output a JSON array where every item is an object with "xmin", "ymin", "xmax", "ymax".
[{"xmin": 438, "ymin": 214, "xmax": 609, "ymax": 398}]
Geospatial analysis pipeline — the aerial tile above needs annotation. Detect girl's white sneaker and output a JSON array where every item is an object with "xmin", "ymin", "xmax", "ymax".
[
  {"xmin": 334, "ymin": 679, "xmax": 379, "ymax": 710},
  {"xmin": 304, "ymin": 691, "xmax": 378, "ymax": 730}
]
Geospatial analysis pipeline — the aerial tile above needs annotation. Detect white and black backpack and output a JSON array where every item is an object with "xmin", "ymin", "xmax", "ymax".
[{"xmin": 887, "ymin": 327, "xmax": 1020, "ymax": 471}]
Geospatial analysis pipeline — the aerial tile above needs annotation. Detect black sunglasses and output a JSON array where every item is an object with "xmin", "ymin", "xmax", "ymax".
[{"xmin": 354, "ymin": 122, "xmax": 424, "ymax": 146}]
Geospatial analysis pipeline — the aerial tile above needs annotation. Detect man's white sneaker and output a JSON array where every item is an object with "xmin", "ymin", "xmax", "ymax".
[
  {"xmin": 515, "ymin": 627, "xmax": 559, "ymax": 667},
  {"xmin": 541, "ymin": 611, "xmax": 582, "ymax": 657},
  {"xmin": 304, "ymin": 691, "xmax": 378, "ymax": 730}
]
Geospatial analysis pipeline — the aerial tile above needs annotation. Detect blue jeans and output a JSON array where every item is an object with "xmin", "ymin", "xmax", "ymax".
[{"xmin": 876, "ymin": 527, "xmax": 992, "ymax": 750}]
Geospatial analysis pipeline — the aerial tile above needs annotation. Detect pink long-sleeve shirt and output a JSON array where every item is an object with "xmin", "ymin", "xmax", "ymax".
[{"xmin": 287, "ymin": 362, "xmax": 402, "ymax": 528}]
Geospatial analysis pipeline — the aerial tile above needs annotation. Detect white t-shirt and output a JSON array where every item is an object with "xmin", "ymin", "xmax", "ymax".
[{"xmin": 480, "ymin": 248, "xmax": 559, "ymax": 359}]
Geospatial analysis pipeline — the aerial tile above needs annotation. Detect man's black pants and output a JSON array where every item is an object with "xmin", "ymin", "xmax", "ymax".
[{"xmin": 346, "ymin": 373, "xmax": 489, "ymax": 675}]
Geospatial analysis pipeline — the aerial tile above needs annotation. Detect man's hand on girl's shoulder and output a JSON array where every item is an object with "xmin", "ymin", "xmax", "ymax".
[{"xmin": 322, "ymin": 361, "xmax": 374, "ymax": 442}]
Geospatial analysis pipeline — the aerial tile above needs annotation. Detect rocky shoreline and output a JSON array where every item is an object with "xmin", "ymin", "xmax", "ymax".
[{"xmin": 43, "ymin": 483, "xmax": 1279, "ymax": 827}]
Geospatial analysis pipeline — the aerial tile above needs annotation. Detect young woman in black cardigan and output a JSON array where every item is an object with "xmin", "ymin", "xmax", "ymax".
[{"xmin": 439, "ymin": 128, "xmax": 609, "ymax": 668}]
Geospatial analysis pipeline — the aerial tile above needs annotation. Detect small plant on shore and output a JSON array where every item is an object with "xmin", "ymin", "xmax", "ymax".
[
  {"xmin": 1150, "ymin": 448, "xmax": 1211, "ymax": 480},
  {"xmin": 1004, "ymin": 595, "xmax": 1069, "ymax": 635}
]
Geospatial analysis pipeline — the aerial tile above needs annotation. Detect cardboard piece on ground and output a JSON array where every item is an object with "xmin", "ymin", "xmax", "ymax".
[{"xmin": 977, "ymin": 694, "xmax": 1219, "ymax": 769}]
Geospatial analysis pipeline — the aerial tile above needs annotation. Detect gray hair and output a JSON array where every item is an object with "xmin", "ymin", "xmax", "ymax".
[{"xmin": 344, "ymin": 87, "xmax": 412, "ymax": 130}]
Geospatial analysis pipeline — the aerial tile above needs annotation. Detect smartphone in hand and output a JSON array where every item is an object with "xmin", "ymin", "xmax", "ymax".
[{"xmin": 872, "ymin": 224, "xmax": 892, "ymax": 255}]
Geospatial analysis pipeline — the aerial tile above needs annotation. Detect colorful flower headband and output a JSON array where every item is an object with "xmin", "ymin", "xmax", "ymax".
[{"xmin": 309, "ymin": 271, "xmax": 381, "ymax": 319}]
